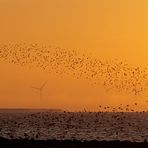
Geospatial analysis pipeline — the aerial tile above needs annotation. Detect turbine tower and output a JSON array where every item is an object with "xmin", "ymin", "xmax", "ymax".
[{"xmin": 32, "ymin": 81, "xmax": 48, "ymax": 102}]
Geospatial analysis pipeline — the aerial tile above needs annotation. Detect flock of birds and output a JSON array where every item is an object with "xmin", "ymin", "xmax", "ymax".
[
  {"xmin": 1, "ymin": 43, "xmax": 148, "ymax": 142},
  {"xmin": 0, "ymin": 43, "xmax": 148, "ymax": 97}
]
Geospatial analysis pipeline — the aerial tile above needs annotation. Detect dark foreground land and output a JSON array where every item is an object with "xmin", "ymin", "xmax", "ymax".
[{"xmin": 0, "ymin": 137, "xmax": 148, "ymax": 148}]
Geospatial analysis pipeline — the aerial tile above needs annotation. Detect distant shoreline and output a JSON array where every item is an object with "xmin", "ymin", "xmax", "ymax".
[
  {"xmin": 0, "ymin": 108, "xmax": 61, "ymax": 110},
  {"xmin": 0, "ymin": 109, "xmax": 147, "ymax": 113},
  {"xmin": 0, "ymin": 137, "xmax": 147, "ymax": 148},
  {"xmin": 0, "ymin": 108, "xmax": 62, "ymax": 112}
]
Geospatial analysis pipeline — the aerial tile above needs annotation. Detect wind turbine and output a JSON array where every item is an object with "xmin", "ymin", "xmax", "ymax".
[{"xmin": 32, "ymin": 81, "xmax": 48, "ymax": 102}]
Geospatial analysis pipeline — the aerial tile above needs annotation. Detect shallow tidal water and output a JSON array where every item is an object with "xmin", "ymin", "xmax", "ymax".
[{"xmin": 0, "ymin": 109, "xmax": 148, "ymax": 142}]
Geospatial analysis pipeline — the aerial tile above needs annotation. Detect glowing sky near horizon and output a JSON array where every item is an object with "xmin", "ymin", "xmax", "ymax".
[{"xmin": 0, "ymin": 0, "xmax": 148, "ymax": 110}]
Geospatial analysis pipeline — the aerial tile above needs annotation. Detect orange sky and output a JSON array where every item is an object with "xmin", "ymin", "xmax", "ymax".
[{"xmin": 0, "ymin": 0, "xmax": 148, "ymax": 111}]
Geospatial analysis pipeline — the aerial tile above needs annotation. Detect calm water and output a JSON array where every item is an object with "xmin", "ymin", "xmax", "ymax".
[{"xmin": 0, "ymin": 110, "xmax": 148, "ymax": 142}]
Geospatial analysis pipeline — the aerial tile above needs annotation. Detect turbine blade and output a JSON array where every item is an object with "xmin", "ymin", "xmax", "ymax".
[
  {"xmin": 41, "ymin": 80, "xmax": 48, "ymax": 89},
  {"xmin": 32, "ymin": 86, "xmax": 40, "ymax": 90}
]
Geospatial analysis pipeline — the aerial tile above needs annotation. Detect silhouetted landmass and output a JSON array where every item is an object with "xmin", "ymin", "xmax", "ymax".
[
  {"xmin": 0, "ymin": 109, "xmax": 62, "ymax": 113},
  {"xmin": 0, "ymin": 137, "xmax": 147, "ymax": 148}
]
